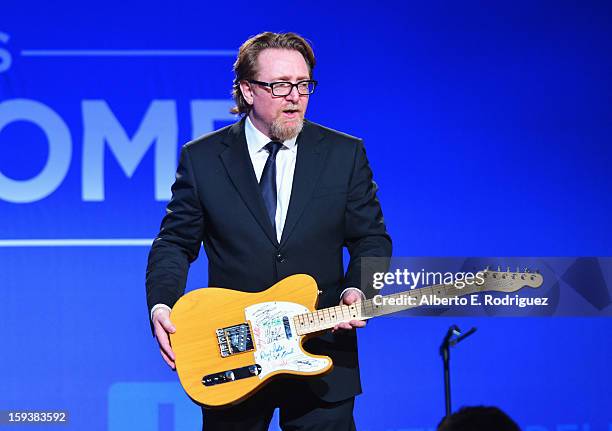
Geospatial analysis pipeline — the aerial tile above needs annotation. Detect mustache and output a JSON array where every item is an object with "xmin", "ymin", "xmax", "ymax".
[{"xmin": 281, "ymin": 104, "xmax": 301, "ymax": 112}]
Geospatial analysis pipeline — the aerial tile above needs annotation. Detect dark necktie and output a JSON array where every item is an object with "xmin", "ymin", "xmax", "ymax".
[{"xmin": 259, "ymin": 141, "xmax": 283, "ymax": 229}]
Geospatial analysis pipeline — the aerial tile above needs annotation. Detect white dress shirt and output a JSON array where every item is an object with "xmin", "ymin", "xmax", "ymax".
[{"xmin": 244, "ymin": 116, "xmax": 297, "ymax": 243}]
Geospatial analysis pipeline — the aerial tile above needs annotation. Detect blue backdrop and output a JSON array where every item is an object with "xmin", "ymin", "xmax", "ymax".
[{"xmin": 2, "ymin": 1, "xmax": 611, "ymax": 430}]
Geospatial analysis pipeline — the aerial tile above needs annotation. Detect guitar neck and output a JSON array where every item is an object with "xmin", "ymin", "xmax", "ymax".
[{"xmin": 293, "ymin": 283, "xmax": 482, "ymax": 336}]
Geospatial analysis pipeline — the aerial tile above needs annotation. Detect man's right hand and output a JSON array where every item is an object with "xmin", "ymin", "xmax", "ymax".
[{"xmin": 152, "ymin": 308, "xmax": 177, "ymax": 370}]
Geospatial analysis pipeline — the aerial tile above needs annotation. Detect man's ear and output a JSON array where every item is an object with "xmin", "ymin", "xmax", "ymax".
[{"xmin": 239, "ymin": 81, "xmax": 254, "ymax": 105}]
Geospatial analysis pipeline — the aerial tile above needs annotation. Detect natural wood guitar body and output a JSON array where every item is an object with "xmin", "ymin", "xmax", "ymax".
[{"xmin": 170, "ymin": 274, "xmax": 333, "ymax": 408}]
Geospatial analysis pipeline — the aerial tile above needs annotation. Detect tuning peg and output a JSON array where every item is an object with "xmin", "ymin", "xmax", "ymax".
[
  {"xmin": 507, "ymin": 266, "xmax": 510, "ymax": 272},
  {"xmin": 497, "ymin": 265, "xmax": 501, "ymax": 272},
  {"xmin": 485, "ymin": 265, "xmax": 490, "ymax": 271},
  {"xmin": 524, "ymin": 267, "xmax": 529, "ymax": 273},
  {"xmin": 516, "ymin": 266, "xmax": 519, "ymax": 273}
]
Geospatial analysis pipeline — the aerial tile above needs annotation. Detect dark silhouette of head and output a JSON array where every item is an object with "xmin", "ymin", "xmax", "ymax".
[{"xmin": 437, "ymin": 406, "xmax": 521, "ymax": 431}]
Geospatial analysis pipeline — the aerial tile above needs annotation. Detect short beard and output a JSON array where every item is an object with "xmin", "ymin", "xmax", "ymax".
[{"xmin": 270, "ymin": 116, "xmax": 304, "ymax": 142}]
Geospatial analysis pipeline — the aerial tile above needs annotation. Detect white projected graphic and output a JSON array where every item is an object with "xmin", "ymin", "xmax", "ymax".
[
  {"xmin": 0, "ymin": 32, "xmax": 11, "ymax": 73},
  {"xmin": 0, "ymin": 99, "xmax": 236, "ymax": 203},
  {"xmin": 82, "ymin": 100, "xmax": 178, "ymax": 201},
  {"xmin": 0, "ymin": 100, "xmax": 72, "ymax": 203}
]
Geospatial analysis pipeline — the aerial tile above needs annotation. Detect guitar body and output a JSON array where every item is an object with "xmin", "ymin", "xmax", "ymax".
[{"xmin": 170, "ymin": 274, "xmax": 333, "ymax": 408}]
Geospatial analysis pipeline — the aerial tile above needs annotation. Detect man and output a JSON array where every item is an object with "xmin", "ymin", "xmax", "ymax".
[{"xmin": 146, "ymin": 31, "xmax": 391, "ymax": 430}]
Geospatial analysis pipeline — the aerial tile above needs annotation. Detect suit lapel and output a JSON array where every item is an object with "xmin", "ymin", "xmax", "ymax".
[
  {"xmin": 280, "ymin": 121, "xmax": 327, "ymax": 246},
  {"xmin": 219, "ymin": 119, "xmax": 279, "ymax": 247}
]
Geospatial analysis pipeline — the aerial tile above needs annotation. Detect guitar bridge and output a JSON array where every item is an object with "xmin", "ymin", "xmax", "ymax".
[
  {"xmin": 216, "ymin": 323, "xmax": 254, "ymax": 357},
  {"xmin": 202, "ymin": 364, "xmax": 262, "ymax": 386}
]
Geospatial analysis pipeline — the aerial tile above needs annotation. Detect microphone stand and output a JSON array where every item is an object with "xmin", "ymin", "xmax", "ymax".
[{"xmin": 439, "ymin": 325, "xmax": 477, "ymax": 417}]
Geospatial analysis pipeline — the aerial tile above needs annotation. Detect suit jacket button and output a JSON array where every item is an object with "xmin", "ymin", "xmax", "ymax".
[{"xmin": 276, "ymin": 253, "xmax": 286, "ymax": 263}]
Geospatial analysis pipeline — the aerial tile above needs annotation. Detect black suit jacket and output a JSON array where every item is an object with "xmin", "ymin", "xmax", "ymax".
[{"xmin": 146, "ymin": 117, "xmax": 392, "ymax": 402}]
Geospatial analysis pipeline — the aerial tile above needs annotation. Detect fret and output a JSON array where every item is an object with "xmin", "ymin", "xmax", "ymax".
[
  {"xmin": 358, "ymin": 301, "xmax": 366, "ymax": 319},
  {"xmin": 363, "ymin": 299, "xmax": 374, "ymax": 318},
  {"xmin": 330, "ymin": 306, "xmax": 340, "ymax": 321},
  {"xmin": 369, "ymin": 299, "xmax": 383, "ymax": 318},
  {"xmin": 323, "ymin": 308, "xmax": 331, "ymax": 324},
  {"xmin": 340, "ymin": 305, "xmax": 348, "ymax": 321},
  {"xmin": 311, "ymin": 311, "xmax": 318, "ymax": 330}
]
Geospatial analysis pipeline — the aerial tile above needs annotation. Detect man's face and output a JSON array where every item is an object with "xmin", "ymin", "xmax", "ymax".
[{"xmin": 241, "ymin": 48, "xmax": 311, "ymax": 141}]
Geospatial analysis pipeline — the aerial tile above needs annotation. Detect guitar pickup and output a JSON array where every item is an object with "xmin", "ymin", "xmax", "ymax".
[
  {"xmin": 215, "ymin": 323, "xmax": 254, "ymax": 357},
  {"xmin": 283, "ymin": 316, "xmax": 292, "ymax": 339},
  {"xmin": 202, "ymin": 364, "xmax": 262, "ymax": 386}
]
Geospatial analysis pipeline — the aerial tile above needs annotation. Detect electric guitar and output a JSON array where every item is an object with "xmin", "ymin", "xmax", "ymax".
[{"xmin": 170, "ymin": 269, "xmax": 543, "ymax": 407}]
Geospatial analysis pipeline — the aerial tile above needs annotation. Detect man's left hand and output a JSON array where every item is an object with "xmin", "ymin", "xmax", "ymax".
[{"xmin": 332, "ymin": 289, "xmax": 367, "ymax": 333}]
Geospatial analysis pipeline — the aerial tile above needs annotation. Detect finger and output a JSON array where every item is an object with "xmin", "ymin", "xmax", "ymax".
[
  {"xmin": 345, "ymin": 295, "xmax": 359, "ymax": 305},
  {"xmin": 158, "ymin": 339, "xmax": 175, "ymax": 362},
  {"xmin": 343, "ymin": 290, "xmax": 365, "ymax": 305},
  {"xmin": 340, "ymin": 296, "xmax": 355, "ymax": 306},
  {"xmin": 160, "ymin": 348, "xmax": 176, "ymax": 370},
  {"xmin": 339, "ymin": 322, "xmax": 353, "ymax": 330},
  {"xmin": 158, "ymin": 316, "xmax": 176, "ymax": 334},
  {"xmin": 154, "ymin": 324, "xmax": 176, "ymax": 361},
  {"xmin": 158, "ymin": 338, "xmax": 176, "ymax": 361},
  {"xmin": 332, "ymin": 320, "xmax": 366, "ymax": 333},
  {"xmin": 333, "ymin": 322, "xmax": 353, "ymax": 332},
  {"xmin": 152, "ymin": 308, "xmax": 176, "ymax": 333}
]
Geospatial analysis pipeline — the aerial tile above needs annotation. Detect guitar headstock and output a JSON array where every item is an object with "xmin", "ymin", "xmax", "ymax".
[{"xmin": 477, "ymin": 266, "xmax": 544, "ymax": 292}]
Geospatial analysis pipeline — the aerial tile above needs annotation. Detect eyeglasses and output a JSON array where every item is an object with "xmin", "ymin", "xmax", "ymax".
[{"xmin": 247, "ymin": 79, "xmax": 318, "ymax": 96}]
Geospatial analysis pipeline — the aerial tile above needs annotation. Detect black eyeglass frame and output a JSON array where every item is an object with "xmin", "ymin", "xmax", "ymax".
[{"xmin": 247, "ymin": 79, "xmax": 318, "ymax": 96}]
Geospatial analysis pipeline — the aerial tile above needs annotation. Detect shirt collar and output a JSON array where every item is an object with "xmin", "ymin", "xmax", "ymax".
[{"xmin": 245, "ymin": 115, "xmax": 298, "ymax": 157}]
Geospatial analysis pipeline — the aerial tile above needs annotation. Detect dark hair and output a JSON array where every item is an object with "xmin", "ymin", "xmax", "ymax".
[
  {"xmin": 231, "ymin": 32, "xmax": 316, "ymax": 115},
  {"xmin": 437, "ymin": 406, "xmax": 521, "ymax": 431}
]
